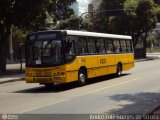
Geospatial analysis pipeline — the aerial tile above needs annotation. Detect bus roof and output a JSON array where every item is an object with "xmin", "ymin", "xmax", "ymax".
[
  {"xmin": 66, "ymin": 30, "xmax": 131, "ymax": 40},
  {"xmin": 28, "ymin": 30, "xmax": 132, "ymax": 40}
]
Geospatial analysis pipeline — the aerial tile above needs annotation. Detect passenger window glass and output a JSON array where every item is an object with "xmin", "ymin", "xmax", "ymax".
[
  {"xmin": 120, "ymin": 40, "xmax": 127, "ymax": 53},
  {"xmin": 106, "ymin": 39, "xmax": 114, "ymax": 53},
  {"xmin": 126, "ymin": 40, "xmax": 132, "ymax": 52},
  {"xmin": 88, "ymin": 37, "xmax": 96, "ymax": 54},
  {"xmin": 97, "ymin": 38, "xmax": 106, "ymax": 53},
  {"xmin": 75, "ymin": 37, "xmax": 88, "ymax": 55},
  {"xmin": 113, "ymin": 40, "xmax": 121, "ymax": 53}
]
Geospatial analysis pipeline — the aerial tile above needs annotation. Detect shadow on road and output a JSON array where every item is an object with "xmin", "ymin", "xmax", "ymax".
[
  {"xmin": 106, "ymin": 92, "xmax": 160, "ymax": 115},
  {"xmin": 13, "ymin": 74, "xmax": 129, "ymax": 93}
]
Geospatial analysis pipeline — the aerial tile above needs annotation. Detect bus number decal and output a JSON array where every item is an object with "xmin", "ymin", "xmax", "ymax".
[
  {"xmin": 100, "ymin": 59, "xmax": 106, "ymax": 64},
  {"xmin": 79, "ymin": 58, "xmax": 86, "ymax": 63}
]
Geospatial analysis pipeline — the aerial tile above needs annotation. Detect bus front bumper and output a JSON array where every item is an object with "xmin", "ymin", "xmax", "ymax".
[{"xmin": 26, "ymin": 76, "xmax": 66, "ymax": 84}]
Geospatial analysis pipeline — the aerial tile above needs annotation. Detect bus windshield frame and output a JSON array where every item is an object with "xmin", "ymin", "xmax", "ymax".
[{"xmin": 25, "ymin": 31, "xmax": 65, "ymax": 67}]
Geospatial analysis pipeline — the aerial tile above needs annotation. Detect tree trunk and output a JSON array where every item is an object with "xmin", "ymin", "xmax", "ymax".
[
  {"xmin": 141, "ymin": 32, "xmax": 147, "ymax": 58},
  {"xmin": 0, "ymin": 25, "xmax": 10, "ymax": 74},
  {"xmin": 0, "ymin": 42, "xmax": 8, "ymax": 74}
]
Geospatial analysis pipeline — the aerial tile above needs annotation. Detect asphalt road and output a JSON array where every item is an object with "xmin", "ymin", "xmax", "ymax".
[{"xmin": 0, "ymin": 58, "xmax": 160, "ymax": 119}]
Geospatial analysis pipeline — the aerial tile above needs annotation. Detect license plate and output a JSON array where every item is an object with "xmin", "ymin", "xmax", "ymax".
[{"xmin": 36, "ymin": 78, "xmax": 50, "ymax": 83}]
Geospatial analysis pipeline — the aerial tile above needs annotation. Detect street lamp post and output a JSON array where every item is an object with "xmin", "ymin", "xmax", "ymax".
[
  {"xmin": 78, "ymin": 9, "xmax": 124, "ymax": 30},
  {"xmin": 78, "ymin": 12, "xmax": 90, "ymax": 30}
]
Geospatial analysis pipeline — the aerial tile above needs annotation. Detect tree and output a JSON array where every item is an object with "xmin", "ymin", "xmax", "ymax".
[
  {"xmin": 49, "ymin": 0, "xmax": 76, "ymax": 22},
  {"xmin": 95, "ymin": 0, "xmax": 158, "ymax": 58},
  {"xmin": 56, "ymin": 14, "xmax": 94, "ymax": 31},
  {"xmin": 124, "ymin": 0, "xmax": 157, "ymax": 57},
  {"xmin": 56, "ymin": 15, "xmax": 79, "ymax": 30},
  {"xmin": 90, "ymin": 0, "xmax": 125, "ymax": 33},
  {"xmin": 147, "ymin": 35, "xmax": 156, "ymax": 47},
  {"xmin": 0, "ymin": 0, "xmax": 50, "ymax": 73},
  {"xmin": 12, "ymin": 27, "xmax": 26, "ymax": 60},
  {"xmin": 0, "ymin": 0, "xmax": 76, "ymax": 73}
]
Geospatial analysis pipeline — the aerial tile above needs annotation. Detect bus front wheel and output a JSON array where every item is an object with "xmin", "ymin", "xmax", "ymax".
[{"xmin": 78, "ymin": 69, "xmax": 87, "ymax": 86}]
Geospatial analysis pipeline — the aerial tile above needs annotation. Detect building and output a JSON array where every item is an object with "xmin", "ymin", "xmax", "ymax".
[
  {"xmin": 88, "ymin": 0, "xmax": 102, "ymax": 12},
  {"xmin": 70, "ymin": 2, "xmax": 79, "ymax": 16},
  {"xmin": 89, "ymin": 0, "xmax": 124, "ymax": 16}
]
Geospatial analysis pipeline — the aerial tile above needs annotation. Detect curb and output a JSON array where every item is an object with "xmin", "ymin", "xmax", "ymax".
[
  {"xmin": 0, "ymin": 77, "xmax": 25, "ymax": 84},
  {"xmin": 135, "ymin": 56, "xmax": 160, "ymax": 62},
  {"xmin": 141, "ymin": 105, "xmax": 160, "ymax": 120}
]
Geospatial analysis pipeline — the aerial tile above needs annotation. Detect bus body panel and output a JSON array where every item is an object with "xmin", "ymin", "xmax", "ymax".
[
  {"xmin": 77, "ymin": 56, "xmax": 98, "ymax": 78},
  {"xmin": 65, "ymin": 58, "xmax": 78, "ymax": 83},
  {"xmin": 25, "ymin": 53, "xmax": 134, "ymax": 84},
  {"xmin": 105, "ymin": 55, "xmax": 116, "ymax": 74}
]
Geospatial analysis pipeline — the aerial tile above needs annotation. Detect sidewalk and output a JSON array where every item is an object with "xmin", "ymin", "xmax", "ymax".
[
  {"xmin": 0, "ymin": 74, "xmax": 25, "ymax": 84},
  {"xmin": 135, "ymin": 52, "xmax": 160, "ymax": 62},
  {"xmin": 0, "ymin": 63, "xmax": 25, "ymax": 84},
  {"xmin": 0, "ymin": 53, "xmax": 160, "ymax": 84}
]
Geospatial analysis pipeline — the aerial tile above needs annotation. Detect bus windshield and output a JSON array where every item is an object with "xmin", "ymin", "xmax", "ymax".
[{"xmin": 26, "ymin": 33, "xmax": 64, "ymax": 67}]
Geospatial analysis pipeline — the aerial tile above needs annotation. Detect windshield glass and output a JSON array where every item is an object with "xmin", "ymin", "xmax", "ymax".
[{"xmin": 26, "ymin": 33, "xmax": 64, "ymax": 67}]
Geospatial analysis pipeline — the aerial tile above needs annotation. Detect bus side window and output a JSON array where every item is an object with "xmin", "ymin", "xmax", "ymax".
[
  {"xmin": 120, "ymin": 40, "xmax": 127, "ymax": 53},
  {"xmin": 74, "ymin": 37, "xmax": 87, "ymax": 55},
  {"xmin": 88, "ymin": 37, "xmax": 96, "ymax": 54},
  {"xmin": 97, "ymin": 38, "xmax": 106, "ymax": 54},
  {"xmin": 113, "ymin": 40, "xmax": 121, "ymax": 53},
  {"xmin": 126, "ymin": 40, "xmax": 132, "ymax": 53},
  {"xmin": 106, "ymin": 39, "xmax": 114, "ymax": 53}
]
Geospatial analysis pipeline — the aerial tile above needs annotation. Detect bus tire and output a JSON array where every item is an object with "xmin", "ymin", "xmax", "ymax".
[
  {"xmin": 116, "ymin": 63, "xmax": 122, "ymax": 77},
  {"xmin": 78, "ymin": 69, "xmax": 87, "ymax": 86},
  {"xmin": 44, "ymin": 83, "xmax": 54, "ymax": 88}
]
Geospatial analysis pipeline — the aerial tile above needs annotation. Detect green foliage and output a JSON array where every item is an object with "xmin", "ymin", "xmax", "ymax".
[
  {"xmin": 125, "ymin": 0, "xmax": 157, "ymax": 48},
  {"xmin": 49, "ymin": 0, "xmax": 76, "ymax": 21},
  {"xmin": 56, "ymin": 15, "xmax": 94, "ymax": 31},
  {"xmin": 136, "ymin": 0, "xmax": 157, "ymax": 31},
  {"xmin": 56, "ymin": 15, "xmax": 79, "ymax": 30},
  {"xmin": 81, "ymin": 16, "xmax": 94, "ymax": 31},
  {"xmin": 0, "ymin": 0, "xmax": 76, "ymax": 72},
  {"xmin": 124, "ymin": 0, "xmax": 137, "ymax": 16},
  {"xmin": 155, "ymin": 7, "xmax": 160, "ymax": 22},
  {"xmin": 147, "ymin": 35, "xmax": 156, "ymax": 46},
  {"xmin": 0, "ymin": 0, "xmax": 76, "ymax": 31},
  {"xmin": 12, "ymin": 28, "xmax": 26, "ymax": 59},
  {"xmin": 91, "ymin": 0, "xmax": 159, "ymax": 58},
  {"xmin": 91, "ymin": 0, "xmax": 125, "ymax": 33},
  {"xmin": 96, "ymin": 0, "xmax": 157, "ymax": 47}
]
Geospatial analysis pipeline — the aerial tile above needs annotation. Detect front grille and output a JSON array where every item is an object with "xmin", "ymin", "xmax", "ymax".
[
  {"xmin": 35, "ymin": 78, "xmax": 50, "ymax": 83},
  {"xmin": 35, "ymin": 72, "xmax": 52, "ymax": 77}
]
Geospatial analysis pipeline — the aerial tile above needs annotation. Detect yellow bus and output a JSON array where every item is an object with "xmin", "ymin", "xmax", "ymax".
[{"xmin": 25, "ymin": 30, "xmax": 134, "ymax": 87}]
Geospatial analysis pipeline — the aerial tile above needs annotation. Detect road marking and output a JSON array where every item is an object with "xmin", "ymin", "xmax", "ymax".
[
  {"xmin": 19, "ymin": 100, "xmax": 65, "ymax": 113},
  {"xmin": 19, "ymin": 78, "xmax": 140, "ymax": 113},
  {"xmin": 84, "ymin": 78, "xmax": 140, "ymax": 95}
]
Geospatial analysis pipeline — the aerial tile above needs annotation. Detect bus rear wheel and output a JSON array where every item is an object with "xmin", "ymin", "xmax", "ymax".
[
  {"xmin": 78, "ymin": 69, "xmax": 87, "ymax": 86},
  {"xmin": 116, "ymin": 64, "xmax": 122, "ymax": 77}
]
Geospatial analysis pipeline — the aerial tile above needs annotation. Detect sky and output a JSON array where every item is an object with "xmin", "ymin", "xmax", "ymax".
[{"xmin": 77, "ymin": 0, "xmax": 92, "ymax": 14}]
